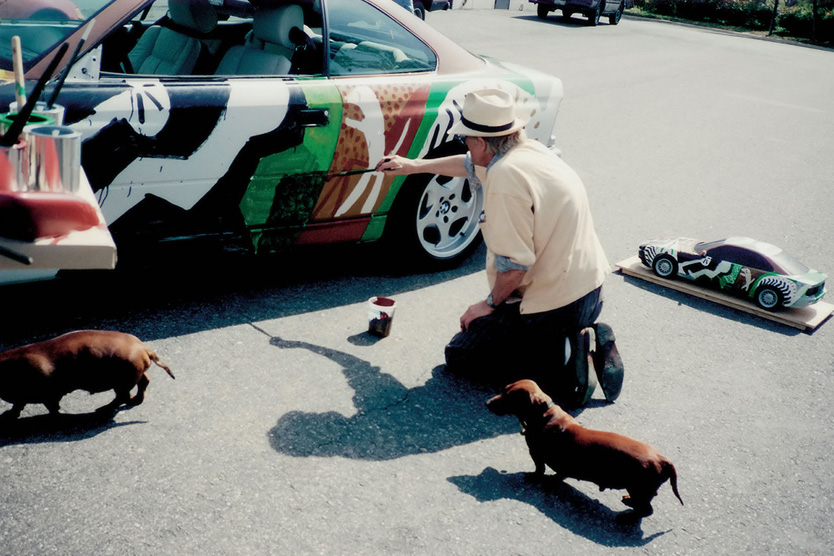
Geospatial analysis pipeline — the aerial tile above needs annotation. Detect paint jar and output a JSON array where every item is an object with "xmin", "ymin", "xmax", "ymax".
[
  {"xmin": 0, "ymin": 139, "xmax": 29, "ymax": 192},
  {"xmin": 24, "ymin": 125, "xmax": 82, "ymax": 193},
  {"xmin": 9, "ymin": 101, "xmax": 65, "ymax": 126},
  {"xmin": 368, "ymin": 296, "xmax": 397, "ymax": 337},
  {"xmin": 0, "ymin": 112, "xmax": 54, "ymax": 136}
]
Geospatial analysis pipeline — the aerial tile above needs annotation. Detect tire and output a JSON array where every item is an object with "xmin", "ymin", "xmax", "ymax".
[
  {"xmin": 652, "ymin": 254, "xmax": 678, "ymax": 279},
  {"xmin": 587, "ymin": 3, "xmax": 601, "ymax": 25},
  {"xmin": 609, "ymin": 3, "xmax": 623, "ymax": 24},
  {"xmin": 385, "ymin": 145, "xmax": 483, "ymax": 268},
  {"xmin": 755, "ymin": 286, "xmax": 783, "ymax": 311},
  {"xmin": 413, "ymin": 2, "xmax": 426, "ymax": 19},
  {"xmin": 537, "ymin": 4, "xmax": 550, "ymax": 19}
]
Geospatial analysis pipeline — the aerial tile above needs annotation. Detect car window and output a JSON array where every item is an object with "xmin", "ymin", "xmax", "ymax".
[
  {"xmin": 0, "ymin": 0, "xmax": 108, "ymax": 72},
  {"xmin": 327, "ymin": 0, "xmax": 436, "ymax": 76},
  {"xmin": 99, "ymin": 0, "xmax": 326, "ymax": 77},
  {"xmin": 707, "ymin": 246, "xmax": 773, "ymax": 272}
]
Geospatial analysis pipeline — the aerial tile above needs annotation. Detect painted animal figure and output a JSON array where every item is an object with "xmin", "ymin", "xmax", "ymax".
[
  {"xmin": 0, "ymin": 330, "xmax": 174, "ymax": 420},
  {"xmin": 486, "ymin": 379, "xmax": 683, "ymax": 518}
]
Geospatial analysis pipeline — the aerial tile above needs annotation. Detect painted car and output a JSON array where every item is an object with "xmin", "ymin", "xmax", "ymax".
[
  {"xmin": 638, "ymin": 236, "xmax": 827, "ymax": 311},
  {"xmin": 530, "ymin": 0, "xmax": 633, "ymax": 25},
  {"xmin": 0, "ymin": 0, "xmax": 564, "ymax": 279}
]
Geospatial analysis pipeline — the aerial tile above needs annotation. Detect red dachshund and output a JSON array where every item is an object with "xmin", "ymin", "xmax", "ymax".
[
  {"xmin": 0, "ymin": 330, "xmax": 174, "ymax": 420},
  {"xmin": 487, "ymin": 379, "xmax": 683, "ymax": 518}
]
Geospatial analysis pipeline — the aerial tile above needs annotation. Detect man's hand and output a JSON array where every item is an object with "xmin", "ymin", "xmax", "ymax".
[
  {"xmin": 375, "ymin": 155, "xmax": 408, "ymax": 174},
  {"xmin": 460, "ymin": 300, "xmax": 494, "ymax": 331}
]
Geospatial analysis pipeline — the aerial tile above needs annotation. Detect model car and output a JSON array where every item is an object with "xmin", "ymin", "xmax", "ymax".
[
  {"xmin": 638, "ymin": 236, "xmax": 827, "ymax": 311},
  {"xmin": 530, "ymin": 0, "xmax": 633, "ymax": 25},
  {"xmin": 0, "ymin": 0, "xmax": 563, "ymax": 280}
]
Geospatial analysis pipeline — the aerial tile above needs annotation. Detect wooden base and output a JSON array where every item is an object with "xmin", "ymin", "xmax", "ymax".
[{"xmin": 615, "ymin": 256, "xmax": 833, "ymax": 332}]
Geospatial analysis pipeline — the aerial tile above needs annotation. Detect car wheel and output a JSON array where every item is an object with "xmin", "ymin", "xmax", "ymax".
[
  {"xmin": 537, "ymin": 4, "xmax": 550, "ymax": 19},
  {"xmin": 652, "ymin": 254, "xmax": 678, "ymax": 279},
  {"xmin": 386, "ymin": 155, "xmax": 483, "ymax": 268},
  {"xmin": 413, "ymin": 2, "xmax": 426, "ymax": 19},
  {"xmin": 609, "ymin": 3, "xmax": 623, "ymax": 24},
  {"xmin": 587, "ymin": 4, "xmax": 601, "ymax": 25},
  {"xmin": 754, "ymin": 285, "xmax": 783, "ymax": 311}
]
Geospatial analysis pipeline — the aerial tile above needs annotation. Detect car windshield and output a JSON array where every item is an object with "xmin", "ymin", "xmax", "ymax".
[{"xmin": 0, "ymin": 0, "xmax": 116, "ymax": 71}]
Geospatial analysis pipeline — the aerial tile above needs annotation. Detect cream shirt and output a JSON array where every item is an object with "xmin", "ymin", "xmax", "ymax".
[{"xmin": 475, "ymin": 140, "xmax": 610, "ymax": 314}]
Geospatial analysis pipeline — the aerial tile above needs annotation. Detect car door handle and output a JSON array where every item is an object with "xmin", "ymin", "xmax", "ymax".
[{"xmin": 298, "ymin": 108, "xmax": 329, "ymax": 127}]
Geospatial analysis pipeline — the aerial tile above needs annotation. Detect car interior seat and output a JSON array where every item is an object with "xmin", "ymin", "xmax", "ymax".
[
  {"xmin": 215, "ymin": 4, "xmax": 304, "ymax": 75},
  {"xmin": 127, "ymin": 0, "xmax": 218, "ymax": 75}
]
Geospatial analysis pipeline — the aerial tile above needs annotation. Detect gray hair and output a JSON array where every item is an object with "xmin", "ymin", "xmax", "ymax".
[{"xmin": 481, "ymin": 129, "xmax": 526, "ymax": 155}]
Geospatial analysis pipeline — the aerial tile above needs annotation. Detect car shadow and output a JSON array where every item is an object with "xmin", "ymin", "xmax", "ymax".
[
  {"xmin": 515, "ymin": 13, "xmax": 618, "ymax": 28},
  {"xmin": 619, "ymin": 274, "xmax": 809, "ymax": 336},
  {"xmin": 0, "ymin": 241, "xmax": 486, "ymax": 349},
  {"xmin": 448, "ymin": 467, "xmax": 669, "ymax": 547},
  {"xmin": 0, "ymin": 412, "xmax": 143, "ymax": 447},
  {"xmin": 266, "ymin": 334, "xmax": 520, "ymax": 460}
]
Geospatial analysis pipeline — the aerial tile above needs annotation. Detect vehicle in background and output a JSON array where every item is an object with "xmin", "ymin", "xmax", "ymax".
[{"xmin": 530, "ymin": 0, "xmax": 633, "ymax": 25}]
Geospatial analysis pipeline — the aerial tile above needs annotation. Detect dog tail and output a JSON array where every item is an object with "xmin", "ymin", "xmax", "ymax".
[
  {"xmin": 663, "ymin": 460, "xmax": 684, "ymax": 506},
  {"xmin": 148, "ymin": 351, "xmax": 176, "ymax": 379}
]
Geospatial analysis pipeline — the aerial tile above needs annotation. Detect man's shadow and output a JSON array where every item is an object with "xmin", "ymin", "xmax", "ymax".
[
  {"xmin": 267, "ymin": 336, "xmax": 518, "ymax": 460},
  {"xmin": 448, "ymin": 467, "xmax": 669, "ymax": 547}
]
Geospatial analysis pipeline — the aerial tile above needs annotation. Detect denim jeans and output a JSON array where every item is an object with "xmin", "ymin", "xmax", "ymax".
[{"xmin": 444, "ymin": 285, "xmax": 604, "ymax": 393}]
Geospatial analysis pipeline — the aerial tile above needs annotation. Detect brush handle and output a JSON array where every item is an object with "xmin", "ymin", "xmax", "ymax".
[{"xmin": 11, "ymin": 36, "xmax": 26, "ymax": 108}]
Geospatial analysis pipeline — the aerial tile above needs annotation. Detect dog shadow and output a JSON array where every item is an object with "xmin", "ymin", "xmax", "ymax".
[
  {"xmin": 267, "ymin": 336, "xmax": 518, "ymax": 460},
  {"xmin": 449, "ymin": 467, "xmax": 668, "ymax": 547},
  {"xmin": 0, "ymin": 411, "xmax": 142, "ymax": 446}
]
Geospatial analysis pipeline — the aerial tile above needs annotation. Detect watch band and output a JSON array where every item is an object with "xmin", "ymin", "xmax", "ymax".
[{"xmin": 486, "ymin": 293, "xmax": 497, "ymax": 309}]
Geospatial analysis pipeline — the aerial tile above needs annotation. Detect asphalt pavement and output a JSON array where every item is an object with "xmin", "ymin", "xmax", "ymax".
[{"xmin": 1, "ymin": 8, "xmax": 833, "ymax": 556}]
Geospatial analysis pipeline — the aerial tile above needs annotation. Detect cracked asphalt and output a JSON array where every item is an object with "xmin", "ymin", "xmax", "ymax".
[{"xmin": 2, "ymin": 8, "xmax": 833, "ymax": 556}]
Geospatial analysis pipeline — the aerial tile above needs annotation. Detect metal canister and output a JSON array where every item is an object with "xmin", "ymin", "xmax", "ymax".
[
  {"xmin": 24, "ymin": 125, "xmax": 82, "ymax": 193},
  {"xmin": 0, "ymin": 139, "xmax": 28, "ymax": 192},
  {"xmin": 0, "ymin": 112, "xmax": 54, "ymax": 136},
  {"xmin": 8, "ymin": 101, "xmax": 65, "ymax": 126}
]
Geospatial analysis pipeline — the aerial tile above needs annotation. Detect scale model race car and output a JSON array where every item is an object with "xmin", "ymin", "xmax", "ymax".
[{"xmin": 638, "ymin": 236, "xmax": 827, "ymax": 311}]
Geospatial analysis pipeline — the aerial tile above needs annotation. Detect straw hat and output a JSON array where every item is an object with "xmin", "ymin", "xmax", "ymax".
[{"xmin": 448, "ymin": 88, "xmax": 527, "ymax": 137}]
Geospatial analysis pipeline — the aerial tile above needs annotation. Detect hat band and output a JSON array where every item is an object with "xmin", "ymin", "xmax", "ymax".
[{"xmin": 460, "ymin": 115, "xmax": 515, "ymax": 134}]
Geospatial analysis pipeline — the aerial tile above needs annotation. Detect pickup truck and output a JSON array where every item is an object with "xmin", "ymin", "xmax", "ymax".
[{"xmin": 530, "ymin": 0, "xmax": 634, "ymax": 26}]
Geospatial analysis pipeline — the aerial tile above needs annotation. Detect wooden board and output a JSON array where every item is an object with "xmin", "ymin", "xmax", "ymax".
[{"xmin": 615, "ymin": 255, "xmax": 833, "ymax": 332}]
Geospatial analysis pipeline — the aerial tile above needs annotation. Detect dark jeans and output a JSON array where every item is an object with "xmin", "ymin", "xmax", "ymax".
[{"xmin": 444, "ymin": 285, "xmax": 604, "ymax": 395}]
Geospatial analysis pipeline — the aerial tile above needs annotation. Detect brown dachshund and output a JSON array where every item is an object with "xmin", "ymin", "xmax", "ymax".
[
  {"xmin": 487, "ymin": 379, "xmax": 683, "ymax": 518},
  {"xmin": 0, "ymin": 330, "xmax": 174, "ymax": 420}
]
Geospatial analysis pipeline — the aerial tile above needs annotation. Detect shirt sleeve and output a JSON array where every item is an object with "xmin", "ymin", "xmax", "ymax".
[
  {"xmin": 494, "ymin": 254, "xmax": 531, "ymax": 273},
  {"xmin": 481, "ymin": 171, "xmax": 537, "ymax": 268}
]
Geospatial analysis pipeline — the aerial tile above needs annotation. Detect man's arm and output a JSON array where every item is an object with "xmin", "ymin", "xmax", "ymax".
[
  {"xmin": 460, "ymin": 268, "xmax": 526, "ymax": 331},
  {"xmin": 375, "ymin": 154, "xmax": 468, "ymax": 177}
]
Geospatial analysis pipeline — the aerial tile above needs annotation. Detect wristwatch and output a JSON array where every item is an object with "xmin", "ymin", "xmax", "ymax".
[{"xmin": 486, "ymin": 293, "xmax": 498, "ymax": 309}]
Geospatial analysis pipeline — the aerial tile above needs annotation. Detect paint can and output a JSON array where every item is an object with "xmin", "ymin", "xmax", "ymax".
[
  {"xmin": 9, "ymin": 101, "xmax": 65, "ymax": 126},
  {"xmin": 24, "ymin": 125, "xmax": 82, "ymax": 193},
  {"xmin": 0, "ymin": 139, "xmax": 29, "ymax": 192},
  {"xmin": 0, "ymin": 111, "xmax": 54, "ymax": 136},
  {"xmin": 368, "ymin": 296, "xmax": 397, "ymax": 337}
]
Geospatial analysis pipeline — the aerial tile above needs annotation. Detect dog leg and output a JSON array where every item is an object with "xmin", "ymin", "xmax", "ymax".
[
  {"xmin": 96, "ymin": 389, "xmax": 132, "ymax": 415},
  {"xmin": 127, "ymin": 374, "xmax": 150, "ymax": 407},
  {"xmin": 0, "ymin": 403, "xmax": 25, "ymax": 421},
  {"xmin": 44, "ymin": 399, "xmax": 62, "ymax": 416}
]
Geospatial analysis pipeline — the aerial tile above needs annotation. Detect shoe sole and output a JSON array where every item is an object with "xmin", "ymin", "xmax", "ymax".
[{"xmin": 594, "ymin": 322, "xmax": 624, "ymax": 402}]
